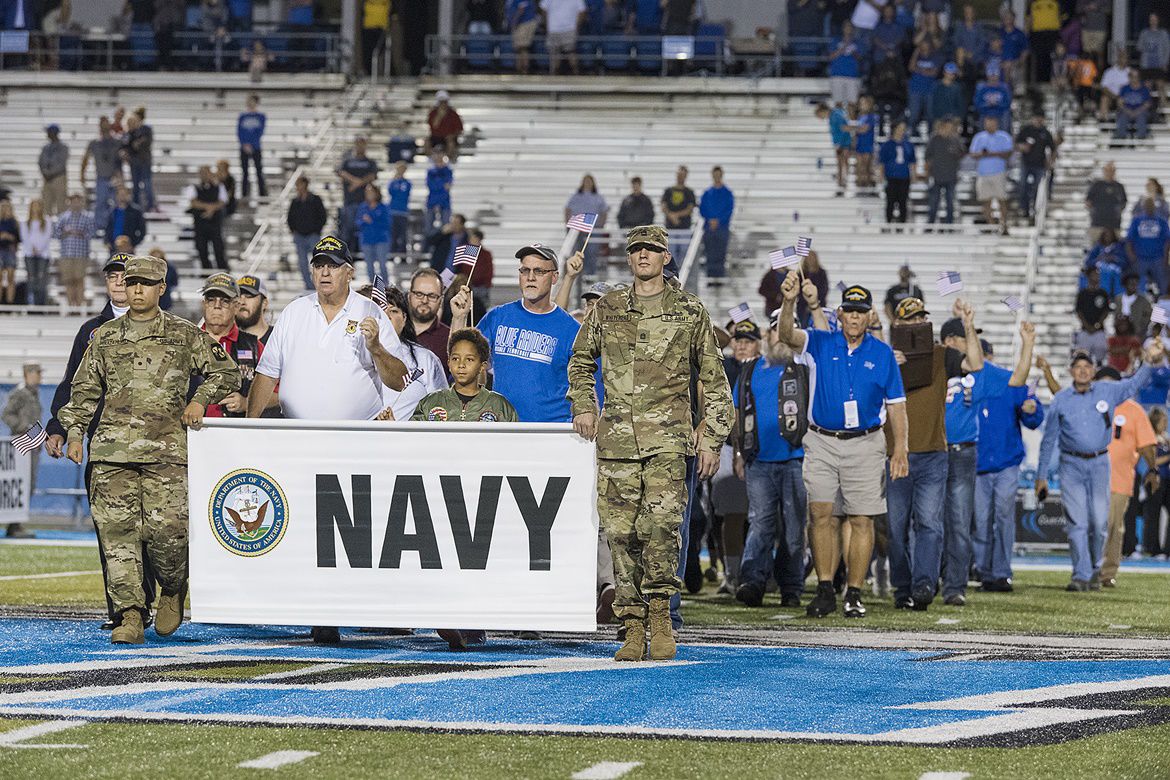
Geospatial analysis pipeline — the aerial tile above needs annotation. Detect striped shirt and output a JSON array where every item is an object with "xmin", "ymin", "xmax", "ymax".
[{"xmin": 52, "ymin": 209, "xmax": 97, "ymax": 259}]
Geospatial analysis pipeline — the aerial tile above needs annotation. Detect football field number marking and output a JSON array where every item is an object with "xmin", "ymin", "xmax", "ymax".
[
  {"xmin": 0, "ymin": 719, "xmax": 89, "ymax": 749},
  {"xmin": 572, "ymin": 761, "xmax": 643, "ymax": 779},
  {"xmin": 238, "ymin": 750, "xmax": 320, "ymax": 769}
]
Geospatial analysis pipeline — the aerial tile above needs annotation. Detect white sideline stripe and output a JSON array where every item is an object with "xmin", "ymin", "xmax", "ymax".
[
  {"xmin": 0, "ymin": 570, "xmax": 101, "ymax": 582},
  {"xmin": 252, "ymin": 663, "xmax": 347, "ymax": 681},
  {"xmin": 0, "ymin": 539, "xmax": 97, "ymax": 548},
  {"xmin": 237, "ymin": 750, "xmax": 319, "ymax": 769},
  {"xmin": 1012, "ymin": 562, "xmax": 1170, "ymax": 574},
  {"xmin": 572, "ymin": 761, "xmax": 643, "ymax": 779},
  {"xmin": 0, "ymin": 718, "xmax": 88, "ymax": 749},
  {"xmin": 919, "ymin": 773, "xmax": 971, "ymax": 780}
]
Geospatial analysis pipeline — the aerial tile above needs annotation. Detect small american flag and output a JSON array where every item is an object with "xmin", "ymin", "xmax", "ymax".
[
  {"xmin": 796, "ymin": 236, "xmax": 813, "ymax": 257},
  {"xmin": 836, "ymin": 280, "xmax": 847, "ymax": 293},
  {"xmin": 1001, "ymin": 295, "xmax": 1024, "ymax": 312},
  {"xmin": 440, "ymin": 268, "xmax": 456, "ymax": 289},
  {"xmin": 453, "ymin": 244, "xmax": 480, "ymax": 268},
  {"xmin": 770, "ymin": 246, "xmax": 799, "ymax": 270},
  {"xmin": 727, "ymin": 302, "xmax": 752, "ymax": 323},
  {"xmin": 371, "ymin": 275, "xmax": 388, "ymax": 307},
  {"xmin": 1153, "ymin": 304, "xmax": 1170, "ymax": 325},
  {"xmin": 936, "ymin": 271, "xmax": 963, "ymax": 296},
  {"xmin": 12, "ymin": 422, "xmax": 47, "ymax": 456},
  {"xmin": 566, "ymin": 213, "xmax": 598, "ymax": 234}
]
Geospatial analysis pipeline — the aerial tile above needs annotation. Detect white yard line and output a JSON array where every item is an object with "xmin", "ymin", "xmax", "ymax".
[
  {"xmin": 237, "ymin": 750, "xmax": 320, "ymax": 769},
  {"xmin": 252, "ymin": 663, "xmax": 347, "ymax": 681},
  {"xmin": 0, "ymin": 570, "xmax": 100, "ymax": 582},
  {"xmin": 571, "ymin": 761, "xmax": 643, "ymax": 779},
  {"xmin": 0, "ymin": 718, "xmax": 88, "ymax": 749},
  {"xmin": 0, "ymin": 539, "xmax": 97, "ymax": 548},
  {"xmin": 919, "ymin": 773, "xmax": 971, "ymax": 780}
]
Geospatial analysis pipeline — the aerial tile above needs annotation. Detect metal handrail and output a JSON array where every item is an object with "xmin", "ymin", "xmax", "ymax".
[{"xmin": 676, "ymin": 221, "xmax": 706, "ymax": 294}]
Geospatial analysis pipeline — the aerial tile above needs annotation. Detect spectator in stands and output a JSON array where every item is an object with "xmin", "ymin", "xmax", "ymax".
[
  {"xmin": 543, "ymin": 0, "xmax": 586, "ymax": 75},
  {"xmin": 565, "ymin": 174, "xmax": 608, "ymax": 281},
  {"xmin": 362, "ymin": 0, "xmax": 389, "ymax": 69},
  {"xmin": 237, "ymin": 94, "xmax": 267, "ymax": 199},
  {"xmin": 22, "ymin": 199, "xmax": 51, "ymax": 306},
  {"xmin": 467, "ymin": 228, "xmax": 494, "ymax": 306},
  {"xmin": 1081, "ymin": 228, "xmax": 1125, "ymax": 297},
  {"xmin": 951, "ymin": 4, "xmax": 987, "ymax": 75},
  {"xmin": 241, "ymin": 40, "xmax": 270, "ymax": 83},
  {"xmin": 122, "ymin": 111, "xmax": 154, "ymax": 212},
  {"xmin": 929, "ymin": 64, "xmax": 965, "ymax": 131},
  {"xmin": 1068, "ymin": 47, "xmax": 1099, "ymax": 117},
  {"xmin": 827, "ymin": 21, "xmax": 863, "ymax": 107},
  {"xmin": 924, "ymin": 116, "xmax": 964, "ymax": 225},
  {"xmin": 427, "ymin": 90, "xmax": 464, "ymax": 156},
  {"xmin": 1140, "ymin": 407, "xmax": 1170, "ymax": 559},
  {"xmin": 878, "ymin": 121, "xmax": 915, "ymax": 225},
  {"xmin": 974, "ymin": 64, "xmax": 1012, "ymax": 130},
  {"xmin": 2, "ymin": 361, "xmax": 41, "ymax": 538},
  {"xmin": 153, "ymin": 0, "xmax": 183, "ymax": 69},
  {"xmin": 1107, "ymin": 317, "xmax": 1143, "ymax": 373},
  {"xmin": 0, "ymin": 200, "xmax": 18, "ymax": 304},
  {"xmin": 884, "ymin": 264, "xmax": 922, "ymax": 323},
  {"xmin": 1127, "ymin": 198, "xmax": 1170, "ymax": 294},
  {"xmin": 408, "ymin": 267, "xmax": 451, "ymax": 366},
  {"xmin": 661, "ymin": 0, "xmax": 696, "ymax": 35},
  {"xmin": 467, "ymin": 0, "xmax": 500, "ymax": 33},
  {"xmin": 998, "ymin": 10, "xmax": 1028, "ymax": 85},
  {"xmin": 1099, "ymin": 50, "xmax": 1131, "ymax": 120},
  {"xmin": 287, "ymin": 174, "xmax": 327, "ymax": 290},
  {"xmin": 104, "ymin": 185, "xmax": 145, "ymax": 252},
  {"xmin": 870, "ymin": 52, "xmax": 908, "ymax": 137},
  {"xmin": 907, "ymin": 40, "xmax": 942, "ymax": 137},
  {"xmin": 815, "ymin": 102, "xmax": 853, "ymax": 193},
  {"xmin": 1077, "ymin": 0, "xmax": 1108, "ymax": 68},
  {"xmin": 39, "ymin": 124, "xmax": 69, "ymax": 217},
  {"xmin": 1137, "ymin": 178, "xmax": 1169, "ymax": 219},
  {"xmin": 426, "ymin": 212, "xmax": 467, "ymax": 272},
  {"xmin": 1027, "ymin": 0, "xmax": 1063, "ymax": 83},
  {"xmin": 850, "ymin": 95, "xmax": 878, "ymax": 191},
  {"xmin": 186, "ymin": 165, "xmax": 229, "ymax": 271},
  {"xmin": 1075, "ymin": 267, "xmax": 1111, "ymax": 362},
  {"xmin": 357, "ymin": 183, "xmax": 391, "ymax": 283},
  {"xmin": 1086, "ymin": 161, "xmax": 1127, "ymax": 244},
  {"xmin": 1114, "ymin": 68, "xmax": 1153, "ymax": 141},
  {"xmin": 215, "ymin": 159, "xmax": 238, "ymax": 219},
  {"xmin": 387, "ymin": 160, "xmax": 412, "ymax": 259},
  {"xmin": 1117, "ymin": 273, "xmax": 1153, "ymax": 337},
  {"xmin": 617, "ymin": 176, "xmax": 655, "ymax": 230},
  {"xmin": 1138, "ymin": 13, "xmax": 1169, "ymax": 107},
  {"xmin": 52, "ymin": 193, "xmax": 96, "ymax": 307},
  {"xmin": 970, "ymin": 115, "xmax": 1013, "ymax": 235},
  {"xmin": 426, "ymin": 150, "xmax": 454, "ymax": 230},
  {"xmin": 700, "ymin": 166, "xmax": 734, "ymax": 284},
  {"xmin": 336, "ymin": 135, "xmax": 379, "ymax": 249},
  {"xmin": 80, "ymin": 117, "xmax": 121, "ymax": 231},
  {"xmin": 507, "ymin": 0, "xmax": 540, "ymax": 74},
  {"xmin": 871, "ymin": 4, "xmax": 905, "ymax": 65},
  {"xmin": 661, "ymin": 165, "xmax": 696, "ymax": 265},
  {"xmin": 1016, "ymin": 110, "xmax": 1057, "ymax": 222}
]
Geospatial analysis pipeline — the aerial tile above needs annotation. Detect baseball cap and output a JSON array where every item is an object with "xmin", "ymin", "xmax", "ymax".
[
  {"xmin": 582, "ymin": 281, "xmax": 613, "ymax": 300},
  {"xmin": 898, "ymin": 263, "xmax": 915, "ymax": 277},
  {"xmin": 894, "ymin": 297, "xmax": 929, "ymax": 320},
  {"xmin": 435, "ymin": 89, "xmax": 450, "ymax": 102},
  {"xmin": 311, "ymin": 235, "xmax": 352, "ymax": 266},
  {"xmin": 123, "ymin": 254, "xmax": 167, "ymax": 283},
  {"xmin": 731, "ymin": 320, "xmax": 761, "ymax": 341},
  {"xmin": 1070, "ymin": 350, "xmax": 1095, "ymax": 367},
  {"xmin": 944, "ymin": 62, "xmax": 959, "ymax": 75},
  {"xmin": 626, "ymin": 225, "xmax": 669, "ymax": 253},
  {"xmin": 939, "ymin": 317, "xmax": 983, "ymax": 341},
  {"xmin": 980, "ymin": 338, "xmax": 994, "ymax": 355},
  {"xmin": 201, "ymin": 272, "xmax": 239, "ymax": 299},
  {"xmin": 103, "ymin": 252, "xmax": 133, "ymax": 274},
  {"xmin": 45, "ymin": 123, "xmax": 60, "ymax": 134},
  {"xmin": 237, "ymin": 273, "xmax": 268, "ymax": 297},
  {"xmin": 514, "ymin": 243, "xmax": 558, "ymax": 264},
  {"xmin": 1095, "ymin": 366, "xmax": 1122, "ymax": 381},
  {"xmin": 840, "ymin": 285, "xmax": 873, "ymax": 313}
]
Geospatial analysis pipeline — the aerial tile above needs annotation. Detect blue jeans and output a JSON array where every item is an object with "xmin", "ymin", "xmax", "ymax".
[
  {"xmin": 361, "ymin": 240, "xmax": 390, "ymax": 281},
  {"xmin": 907, "ymin": 89, "xmax": 933, "ymax": 136},
  {"xmin": 1137, "ymin": 256, "xmax": 1168, "ymax": 297},
  {"xmin": 24, "ymin": 255, "xmax": 49, "ymax": 305},
  {"xmin": 887, "ymin": 450, "xmax": 948, "ymax": 599},
  {"xmin": 670, "ymin": 455, "xmax": 697, "ymax": 630},
  {"xmin": 427, "ymin": 204, "xmax": 451, "ymax": 230},
  {"xmin": 239, "ymin": 146, "xmax": 266, "ymax": 197},
  {"xmin": 293, "ymin": 232, "xmax": 319, "ymax": 289},
  {"xmin": 339, "ymin": 203, "xmax": 361, "ymax": 249},
  {"xmin": 942, "ymin": 445, "xmax": 977, "ymax": 598},
  {"xmin": 1059, "ymin": 454, "xmax": 1110, "ymax": 582},
  {"xmin": 93, "ymin": 176, "xmax": 114, "ymax": 231},
  {"xmin": 926, "ymin": 180, "xmax": 956, "ymax": 223},
  {"xmin": 130, "ymin": 161, "xmax": 154, "ymax": 211},
  {"xmin": 1018, "ymin": 165, "xmax": 1046, "ymax": 218},
  {"xmin": 741, "ymin": 459, "xmax": 807, "ymax": 597},
  {"xmin": 1114, "ymin": 109, "xmax": 1149, "ymax": 139},
  {"xmin": 703, "ymin": 225, "xmax": 729, "ymax": 278},
  {"xmin": 391, "ymin": 213, "xmax": 410, "ymax": 254},
  {"xmin": 974, "ymin": 465, "xmax": 1018, "ymax": 581}
]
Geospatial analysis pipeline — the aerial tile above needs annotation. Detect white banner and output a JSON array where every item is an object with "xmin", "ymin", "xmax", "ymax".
[
  {"xmin": 188, "ymin": 419, "xmax": 599, "ymax": 631},
  {"xmin": 0, "ymin": 437, "xmax": 31, "ymax": 525}
]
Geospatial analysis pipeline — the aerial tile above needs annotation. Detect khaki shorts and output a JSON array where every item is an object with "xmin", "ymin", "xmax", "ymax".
[
  {"xmin": 512, "ymin": 19, "xmax": 537, "ymax": 49},
  {"xmin": 1081, "ymin": 30, "xmax": 1106, "ymax": 54},
  {"xmin": 59, "ymin": 256, "xmax": 89, "ymax": 285},
  {"xmin": 547, "ymin": 30, "xmax": 577, "ymax": 54},
  {"xmin": 802, "ymin": 428, "xmax": 888, "ymax": 516},
  {"xmin": 976, "ymin": 172, "xmax": 1007, "ymax": 201}
]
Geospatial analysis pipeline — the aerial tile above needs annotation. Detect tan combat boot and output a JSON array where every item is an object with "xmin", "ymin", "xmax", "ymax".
[
  {"xmin": 155, "ymin": 593, "xmax": 183, "ymax": 637},
  {"xmin": 613, "ymin": 617, "xmax": 646, "ymax": 662},
  {"xmin": 647, "ymin": 597, "xmax": 676, "ymax": 660},
  {"xmin": 111, "ymin": 610, "xmax": 145, "ymax": 645}
]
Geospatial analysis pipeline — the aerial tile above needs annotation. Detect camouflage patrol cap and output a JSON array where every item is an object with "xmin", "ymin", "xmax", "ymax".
[
  {"xmin": 626, "ymin": 225, "xmax": 669, "ymax": 252},
  {"xmin": 123, "ymin": 254, "xmax": 167, "ymax": 283},
  {"xmin": 103, "ymin": 252, "xmax": 133, "ymax": 274},
  {"xmin": 200, "ymin": 272, "xmax": 239, "ymax": 299}
]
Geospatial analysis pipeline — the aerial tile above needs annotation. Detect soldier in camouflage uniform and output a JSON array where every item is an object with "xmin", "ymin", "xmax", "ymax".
[
  {"xmin": 568, "ymin": 225, "xmax": 733, "ymax": 661},
  {"xmin": 1, "ymin": 362, "xmax": 43, "ymax": 538},
  {"xmin": 58, "ymin": 255, "xmax": 240, "ymax": 645}
]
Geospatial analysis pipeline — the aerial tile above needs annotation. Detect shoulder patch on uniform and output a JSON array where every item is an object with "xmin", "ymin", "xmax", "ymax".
[
  {"xmin": 212, "ymin": 344, "xmax": 229, "ymax": 361},
  {"xmin": 427, "ymin": 406, "xmax": 448, "ymax": 421},
  {"xmin": 479, "ymin": 411, "xmax": 498, "ymax": 422}
]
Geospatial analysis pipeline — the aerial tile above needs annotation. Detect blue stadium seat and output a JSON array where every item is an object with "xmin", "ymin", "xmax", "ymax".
[
  {"xmin": 498, "ymin": 39, "xmax": 516, "ymax": 70},
  {"xmin": 694, "ymin": 23, "xmax": 725, "ymax": 63},
  {"xmin": 634, "ymin": 38, "xmax": 659, "ymax": 73},
  {"xmin": 600, "ymin": 37, "xmax": 631, "ymax": 71},
  {"xmin": 465, "ymin": 35, "xmax": 495, "ymax": 71},
  {"xmin": 531, "ymin": 37, "xmax": 549, "ymax": 70},
  {"xmin": 576, "ymin": 38, "xmax": 597, "ymax": 71},
  {"xmin": 130, "ymin": 23, "xmax": 157, "ymax": 69}
]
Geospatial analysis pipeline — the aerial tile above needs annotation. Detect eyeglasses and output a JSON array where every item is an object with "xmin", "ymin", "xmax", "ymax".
[
  {"xmin": 409, "ymin": 290, "xmax": 442, "ymax": 302},
  {"xmin": 518, "ymin": 267, "xmax": 555, "ymax": 278}
]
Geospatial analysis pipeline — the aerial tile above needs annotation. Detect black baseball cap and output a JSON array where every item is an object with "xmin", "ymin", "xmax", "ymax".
[
  {"xmin": 1070, "ymin": 350, "xmax": 1095, "ymax": 367},
  {"xmin": 103, "ymin": 252, "xmax": 133, "ymax": 274},
  {"xmin": 514, "ymin": 243, "xmax": 558, "ymax": 264},
  {"xmin": 731, "ymin": 321, "xmax": 761, "ymax": 341},
  {"xmin": 1095, "ymin": 366, "xmax": 1122, "ymax": 381},
  {"xmin": 939, "ymin": 317, "xmax": 983, "ymax": 342},
  {"xmin": 840, "ymin": 285, "xmax": 873, "ymax": 313},
  {"xmin": 311, "ymin": 235, "xmax": 352, "ymax": 266}
]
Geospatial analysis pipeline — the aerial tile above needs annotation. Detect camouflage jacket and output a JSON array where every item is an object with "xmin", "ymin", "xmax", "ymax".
[
  {"xmin": 2, "ymin": 384, "xmax": 41, "ymax": 435},
  {"xmin": 567, "ymin": 281, "xmax": 733, "ymax": 459},
  {"xmin": 58, "ymin": 311, "xmax": 240, "ymax": 464},
  {"xmin": 411, "ymin": 388, "xmax": 518, "ymax": 423}
]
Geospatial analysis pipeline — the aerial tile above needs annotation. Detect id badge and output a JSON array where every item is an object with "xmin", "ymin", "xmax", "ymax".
[{"xmin": 844, "ymin": 399, "xmax": 860, "ymax": 429}]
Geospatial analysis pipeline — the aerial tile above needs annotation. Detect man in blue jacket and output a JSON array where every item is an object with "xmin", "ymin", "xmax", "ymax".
[
  {"xmin": 104, "ymin": 186, "xmax": 146, "ymax": 252},
  {"xmin": 699, "ymin": 166, "xmax": 734, "ymax": 284},
  {"xmin": 237, "ymin": 94, "xmax": 267, "ymax": 198}
]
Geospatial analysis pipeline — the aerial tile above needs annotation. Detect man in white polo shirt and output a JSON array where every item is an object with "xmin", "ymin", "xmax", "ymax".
[{"xmin": 247, "ymin": 235, "xmax": 408, "ymax": 645}]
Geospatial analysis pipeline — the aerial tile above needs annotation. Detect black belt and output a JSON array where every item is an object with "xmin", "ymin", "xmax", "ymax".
[
  {"xmin": 809, "ymin": 423, "xmax": 882, "ymax": 440},
  {"xmin": 948, "ymin": 441, "xmax": 976, "ymax": 451},
  {"xmin": 1062, "ymin": 448, "xmax": 1109, "ymax": 460}
]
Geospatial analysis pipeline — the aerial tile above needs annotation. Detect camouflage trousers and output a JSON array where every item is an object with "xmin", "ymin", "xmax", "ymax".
[
  {"xmin": 597, "ymin": 455, "xmax": 687, "ymax": 621},
  {"xmin": 90, "ymin": 462, "xmax": 188, "ymax": 617}
]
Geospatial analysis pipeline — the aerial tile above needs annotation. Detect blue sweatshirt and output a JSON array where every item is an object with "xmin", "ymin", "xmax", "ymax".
[
  {"xmin": 700, "ymin": 185, "xmax": 734, "ymax": 228},
  {"xmin": 426, "ymin": 164, "xmax": 454, "ymax": 209},
  {"xmin": 945, "ymin": 365, "xmax": 1009, "ymax": 444},
  {"xmin": 976, "ymin": 366, "xmax": 1045, "ymax": 473},
  {"xmin": 388, "ymin": 178, "xmax": 412, "ymax": 215},
  {"xmin": 237, "ymin": 111, "xmax": 266, "ymax": 149},
  {"xmin": 356, "ymin": 202, "xmax": 391, "ymax": 245},
  {"xmin": 1127, "ymin": 213, "xmax": 1170, "ymax": 261}
]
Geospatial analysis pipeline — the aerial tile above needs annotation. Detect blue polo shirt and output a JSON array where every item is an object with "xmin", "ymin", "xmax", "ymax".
[
  {"xmin": 733, "ymin": 356, "xmax": 805, "ymax": 463},
  {"xmin": 478, "ymin": 301, "xmax": 580, "ymax": 423},
  {"xmin": 426, "ymin": 164, "xmax": 453, "ymax": 209},
  {"xmin": 909, "ymin": 52, "xmax": 940, "ymax": 94},
  {"xmin": 945, "ymin": 364, "xmax": 1009, "ymax": 444},
  {"xmin": 828, "ymin": 38, "xmax": 861, "ymax": 78},
  {"xmin": 1120, "ymin": 84, "xmax": 1152, "ymax": 111},
  {"xmin": 507, "ymin": 0, "xmax": 538, "ymax": 25},
  {"xmin": 356, "ymin": 202, "xmax": 390, "ymax": 245},
  {"xmin": 700, "ymin": 185, "xmax": 735, "ymax": 227},
  {"xmin": 1000, "ymin": 26, "xmax": 1027, "ymax": 61},
  {"xmin": 878, "ymin": 138, "xmax": 916, "ymax": 179},
  {"xmin": 970, "ymin": 130, "xmax": 1013, "ymax": 176},
  {"xmin": 1127, "ymin": 213, "xmax": 1170, "ymax": 261},
  {"xmin": 1138, "ymin": 364, "xmax": 1170, "ymax": 406},
  {"xmin": 976, "ymin": 373, "xmax": 1045, "ymax": 473},
  {"xmin": 802, "ymin": 329, "xmax": 905, "ymax": 431},
  {"xmin": 387, "ymin": 178, "xmax": 412, "ymax": 215}
]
